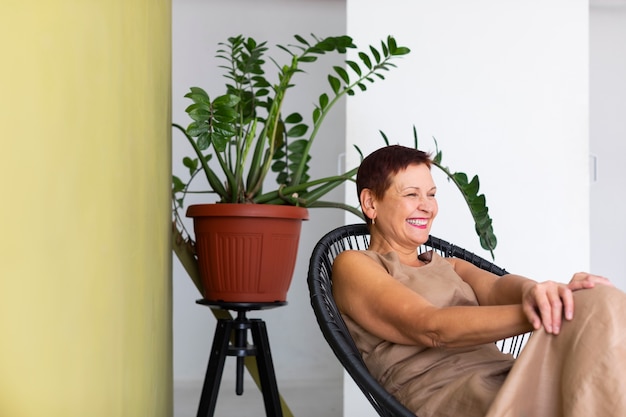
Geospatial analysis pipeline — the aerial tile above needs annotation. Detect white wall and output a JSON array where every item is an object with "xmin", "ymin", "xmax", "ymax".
[
  {"xmin": 347, "ymin": 0, "xmax": 589, "ymax": 278},
  {"xmin": 345, "ymin": 1, "xmax": 589, "ymax": 415},
  {"xmin": 590, "ymin": 2, "xmax": 626, "ymax": 289},
  {"xmin": 171, "ymin": 0, "xmax": 347, "ymax": 406}
]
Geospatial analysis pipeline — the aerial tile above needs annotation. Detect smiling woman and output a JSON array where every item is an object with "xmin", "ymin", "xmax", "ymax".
[{"xmin": 331, "ymin": 145, "xmax": 626, "ymax": 417}]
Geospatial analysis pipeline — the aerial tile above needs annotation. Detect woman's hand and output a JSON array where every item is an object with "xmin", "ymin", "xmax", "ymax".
[
  {"xmin": 521, "ymin": 281, "xmax": 573, "ymax": 335},
  {"xmin": 567, "ymin": 272, "xmax": 613, "ymax": 291},
  {"xmin": 521, "ymin": 273, "xmax": 613, "ymax": 335}
]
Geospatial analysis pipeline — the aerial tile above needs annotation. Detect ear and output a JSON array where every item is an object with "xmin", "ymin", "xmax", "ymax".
[{"xmin": 359, "ymin": 188, "xmax": 376, "ymax": 221}]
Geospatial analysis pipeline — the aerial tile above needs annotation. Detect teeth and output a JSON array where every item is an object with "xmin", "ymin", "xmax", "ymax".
[{"xmin": 407, "ymin": 219, "xmax": 427, "ymax": 226}]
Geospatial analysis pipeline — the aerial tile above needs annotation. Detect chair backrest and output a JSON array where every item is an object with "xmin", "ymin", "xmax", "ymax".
[{"xmin": 307, "ymin": 223, "xmax": 529, "ymax": 417}]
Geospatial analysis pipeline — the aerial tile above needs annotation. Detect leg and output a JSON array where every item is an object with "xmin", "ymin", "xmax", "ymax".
[
  {"xmin": 560, "ymin": 285, "xmax": 626, "ymax": 416},
  {"xmin": 487, "ymin": 285, "xmax": 626, "ymax": 417}
]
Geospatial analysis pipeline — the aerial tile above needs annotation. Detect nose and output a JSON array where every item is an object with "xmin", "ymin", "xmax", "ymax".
[{"xmin": 418, "ymin": 198, "xmax": 434, "ymax": 214}]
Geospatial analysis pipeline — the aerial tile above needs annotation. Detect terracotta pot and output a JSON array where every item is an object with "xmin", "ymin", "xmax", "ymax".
[{"xmin": 186, "ymin": 204, "xmax": 309, "ymax": 302}]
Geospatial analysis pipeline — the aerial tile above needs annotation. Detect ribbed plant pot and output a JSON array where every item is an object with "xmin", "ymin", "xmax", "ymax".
[{"xmin": 186, "ymin": 203, "xmax": 309, "ymax": 302}]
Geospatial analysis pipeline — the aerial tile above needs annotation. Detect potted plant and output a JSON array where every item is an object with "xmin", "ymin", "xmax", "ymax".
[
  {"xmin": 172, "ymin": 34, "xmax": 410, "ymax": 302},
  {"xmin": 172, "ymin": 34, "xmax": 498, "ymax": 303}
]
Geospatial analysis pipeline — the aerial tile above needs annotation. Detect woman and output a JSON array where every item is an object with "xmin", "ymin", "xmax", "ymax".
[{"xmin": 332, "ymin": 145, "xmax": 626, "ymax": 417}]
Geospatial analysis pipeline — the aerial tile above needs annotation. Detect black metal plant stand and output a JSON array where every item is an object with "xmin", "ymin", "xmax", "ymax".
[{"xmin": 195, "ymin": 300, "xmax": 286, "ymax": 417}]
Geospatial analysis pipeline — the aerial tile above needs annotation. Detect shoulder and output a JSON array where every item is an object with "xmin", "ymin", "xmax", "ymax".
[
  {"xmin": 334, "ymin": 249, "xmax": 379, "ymax": 268},
  {"xmin": 442, "ymin": 256, "xmax": 500, "ymax": 290},
  {"xmin": 442, "ymin": 256, "xmax": 473, "ymax": 272},
  {"xmin": 333, "ymin": 250, "xmax": 388, "ymax": 281}
]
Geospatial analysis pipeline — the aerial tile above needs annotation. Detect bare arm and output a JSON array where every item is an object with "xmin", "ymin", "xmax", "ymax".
[
  {"xmin": 445, "ymin": 258, "xmax": 529, "ymax": 305},
  {"xmin": 449, "ymin": 258, "xmax": 613, "ymax": 334},
  {"xmin": 332, "ymin": 251, "xmax": 532, "ymax": 348}
]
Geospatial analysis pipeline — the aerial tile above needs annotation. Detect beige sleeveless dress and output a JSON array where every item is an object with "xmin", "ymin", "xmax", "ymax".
[{"xmin": 342, "ymin": 250, "xmax": 626, "ymax": 417}]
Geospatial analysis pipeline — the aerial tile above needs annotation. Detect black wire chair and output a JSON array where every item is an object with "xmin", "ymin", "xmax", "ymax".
[{"xmin": 307, "ymin": 223, "xmax": 530, "ymax": 417}]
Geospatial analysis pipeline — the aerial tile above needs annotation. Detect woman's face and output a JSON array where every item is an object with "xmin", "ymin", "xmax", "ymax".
[{"xmin": 371, "ymin": 163, "xmax": 438, "ymax": 247}]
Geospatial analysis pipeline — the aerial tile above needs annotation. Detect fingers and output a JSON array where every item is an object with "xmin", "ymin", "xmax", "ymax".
[
  {"xmin": 522, "ymin": 302, "xmax": 542, "ymax": 331},
  {"xmin": 568, "ymin": 272, "xmax": 614, "ymax": 291},
  {"xmin": 539, "ymin": 286, "xmax": 563, "ymax": 334},
  {"xmin": 523, "ymin": 282, "xmax": 573, "ymax": 335},
  {"xmin": 522, "ymin": 273, "xmax": 610, "ymax": 335},
  {"xmin": 561, "ymin": 286, "xmax": 574, "ymax": 321}
]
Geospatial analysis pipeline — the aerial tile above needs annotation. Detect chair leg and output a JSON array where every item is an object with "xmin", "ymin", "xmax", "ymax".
[
  {"xmin": 196, "ymin": 319, "xmax": 231, "ymax": 417},
  {"xmin": 250, "ymin": 319, "xmax": 283, "ymax": 417}
]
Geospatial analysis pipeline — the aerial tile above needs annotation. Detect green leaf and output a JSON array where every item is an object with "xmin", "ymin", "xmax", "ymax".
[
  {"xmin": 276, "ymin": 171, "xmax": 289, "ymax": 184},
  {"xmin": 210, "ymin": 132, "xmax": 229, "ymax": 152},
  {"xmin": 251, "ymin": 76, "xmax": 271, "ymax": 88},
  {"xmin": 213, "ymin": 94, "xmax": 240, "ymax": 107},
  {"xmin": 182, "ymin": 156, "xmax": 198, "ymax": 176},
  {"xmin": 369, "ymin": 46, "xmax": 381, "ymax": 63},
  {"xmin": 393, "ymin": 46, "xmax": 411, "ymax": 56},
  {"xmin": 346, "ymin": 60, "xmax": 362, "ymax": 76},
  {"xmin": 287, "ymin": 139, "xmax": 309, "ymax": 152},
  {"xmin": 433, "ymin": 150, "xmax": 443, "ymax": 164},
  {"xmin": 187, "ymin": 108, "xmax": 210, "ymax": 122},
  {"xmin": 412, "ymin": 126, "xmax": 420, "ymax": 149},
  {"xmin": 387, "ymin": 36, "xmax": 397, "ymax": 52},
  {"xmin": 197, "ymin": 132, "xmax": 210, "ymax": 150},
  {"xmin": 475, "ymin": 214, "xmax": 492, "ymax": 229},
  {"xmin": 184, "ymin": 90, "xmax": 211, "ymax": 107},
  {"xmin": 466, "ymin": 175, "xmax": 480, "ymax": 196},
  {"xmin": 294, "ymin": 34, "xmax": 310, "ymax": 46},
  {"xmin": 318, "ymin": 93, "xmax": 329, "ymax": 110},
  {"xmin": 212, "ymin": 123, "xmax": 237, "ymax": 137},
  {"xmin": 286, "ymin": 124, "xmax": 308, "ymax": 137},
  {"xmin": 185, "ymin": 102, "xmax": 210, "ymax": 113},
  {"xmin": 271, "ymin": 160, "xmax": 287, "ymax": 172},
  {"xmin": 333, "ymin": 66, "xmax": 350, "ymax": 84},
  {"xmin": 172, "ymin": 175, "xmax": 185, "ymax": 193},
  {"xmin": 328, "ymin": 74, "xmax": 341, "ymax": 94},
  {"xmin": 359, "ymin": 52, "xmax": 372, "ymax": 69},
  {"xmin": 381, "ymin": 39, "xmax": 389, "ymax": 56},
  {"xmin": 480, "ymin": 231, "xmax": 497, "ymax": 252},
  {"xmin": 312, "ymin": 107, "xmax": 321, "ymax": 124},
  {"xmin": 186, "ymin": 122, "xmax": 208, "ymax": 137},
  {"xmin": 453, "ymin": 172, "xmax": 469, "ymax": 186},
  {"xmin": 316, "ymin": 38, "xmax": 337, "ymax": 52},
  {"xmin": 470, "ymin": 194, "xmax": 487, "ymax": 209},
  {"xmin": 284, "ymin": 112, "xmax": 303, "ymax": 123}
]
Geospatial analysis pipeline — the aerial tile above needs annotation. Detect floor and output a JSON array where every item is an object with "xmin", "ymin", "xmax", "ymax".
[{"xmin": 174, "ymin": 376, "xmax": 342, "ymax": 417}]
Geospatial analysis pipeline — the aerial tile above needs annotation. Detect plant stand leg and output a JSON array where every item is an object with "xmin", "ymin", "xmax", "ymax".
[
  {"xmin": 196, "ymin": 319, "xmax": 231, "ymax": 417},
  {"xmin": 250, "ymin": 319, "xmax": 283, "ymax": 417}
]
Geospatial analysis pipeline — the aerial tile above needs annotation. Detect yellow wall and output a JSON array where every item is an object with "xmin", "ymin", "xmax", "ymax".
[{"xmin": 0, "ymin": 1, "xmax": 172, "ymax": 416}]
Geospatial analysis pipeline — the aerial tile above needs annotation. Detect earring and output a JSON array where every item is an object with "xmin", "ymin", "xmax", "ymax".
[{"xmin": 372, "ymin": 217, "xmax": 376, "ymax": 225}]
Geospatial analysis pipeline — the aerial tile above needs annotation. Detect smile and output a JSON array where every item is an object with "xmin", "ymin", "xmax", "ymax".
[{"xmin": 406, "ymin": 219, "xmax": 428, "ymax": 226}]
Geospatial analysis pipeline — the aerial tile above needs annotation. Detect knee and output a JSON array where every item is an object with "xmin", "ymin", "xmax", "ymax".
[{"xmin": 571, "ymin": 285, "xmax": 626, "ymax": 332}]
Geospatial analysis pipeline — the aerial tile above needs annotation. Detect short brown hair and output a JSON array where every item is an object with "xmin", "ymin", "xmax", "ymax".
[{"xmin": 356, "ymin": 145, "xmax": 432, "ymax": 223}]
